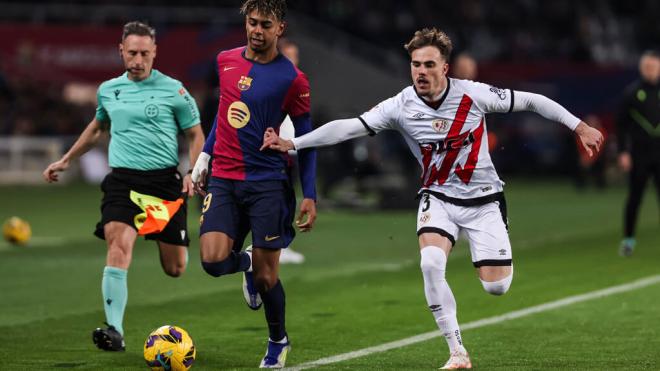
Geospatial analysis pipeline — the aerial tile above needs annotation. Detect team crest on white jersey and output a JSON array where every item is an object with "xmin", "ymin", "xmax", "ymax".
[{"xmin": 432, "ymin": 119, "xmax": 450, "ymax": 133}]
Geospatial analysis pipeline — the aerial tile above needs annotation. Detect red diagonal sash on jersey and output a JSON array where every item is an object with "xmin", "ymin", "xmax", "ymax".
[
  {"xmin": 455, "ymin": 118, "xmax": 485, "ymax": 184},
  {"xmin": 421, "ymin": 94, "xmax": 473, "ymax": 187}
]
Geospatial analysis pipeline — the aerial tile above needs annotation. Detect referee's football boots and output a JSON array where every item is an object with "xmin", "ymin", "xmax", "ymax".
[{"xmin": 92, "ymin": 324, "xmax": 125, "ymax": 351}]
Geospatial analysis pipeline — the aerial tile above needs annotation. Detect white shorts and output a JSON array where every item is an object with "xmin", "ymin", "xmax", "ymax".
[{"xmin": 416, "ymin": 192, "xmax": 512, "ymax": 267}]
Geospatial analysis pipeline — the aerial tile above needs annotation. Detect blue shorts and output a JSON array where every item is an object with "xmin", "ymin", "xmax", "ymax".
[{"xmin": 200, "ymin": 177, "xmax": 296, "ymax": 249}]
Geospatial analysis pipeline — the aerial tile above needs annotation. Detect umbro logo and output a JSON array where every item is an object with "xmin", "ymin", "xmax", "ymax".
[
  {"xmin": 499, "ymin": 249, "xmax": 507, "ymax": 256},
  {"xmin": 412, "ymin": 112, "xmax": 426, "ymax": 119},
  {"xmin": 429, "ymin": 304, "xmax": 442, "ymax": 312}
]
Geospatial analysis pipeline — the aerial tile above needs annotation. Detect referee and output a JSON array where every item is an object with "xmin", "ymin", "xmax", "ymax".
[
  {"xmin": 43, "ymin": 21, "xmax": 204, "ymax": 350},
  {"xmin": 617, "ymin": 50, "xmax": 660, "ymax": 256}
]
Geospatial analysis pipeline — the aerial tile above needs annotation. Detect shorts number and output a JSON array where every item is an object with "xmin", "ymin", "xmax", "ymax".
[
  {"xmin": 202, "ymin": 193, "xmax": 212, "ymax": 213},
  {"xmin": 421, "ymin": 194, "xmax": 430, "ymax": 212}
]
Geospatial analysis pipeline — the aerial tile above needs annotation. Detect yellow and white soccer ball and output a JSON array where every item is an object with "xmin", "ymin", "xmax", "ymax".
[
  {"xmin": 144, "ymin": 325, "xmax": 196, "ymax": 371},
  {"xmin": 2, "ymin": 217, "xmax": 31, "ymax": 245}
]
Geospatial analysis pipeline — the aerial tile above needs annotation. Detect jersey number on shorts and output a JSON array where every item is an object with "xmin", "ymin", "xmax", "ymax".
[
  {"xmin": 421, "ymin": 193, "xmax": 431, "ymax": 212},
  {"xmin": 202, "ymin": 193, "xmax": 212, "ymax": 213}
]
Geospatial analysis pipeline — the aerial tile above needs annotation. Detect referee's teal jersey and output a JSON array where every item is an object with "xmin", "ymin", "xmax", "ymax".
[{"xmin": 96, "ymin": 69, "xmax": 200, "ymax": 170}]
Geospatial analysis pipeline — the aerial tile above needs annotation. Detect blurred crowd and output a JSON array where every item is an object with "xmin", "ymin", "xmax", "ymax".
[
  {"xmin": 2, "ymin": 0, "xmax": 655, "ymax": 137},
  {"xmin": 0, "ymin": 0, "xmax": 655, "ymax": 196},
  {"xmin": 0, "ymin": 69, "xmax": 92, "ymax": 137},
  {"xmin": 297, "ymin": 0, "xmax": 658, "ymax": 64}
]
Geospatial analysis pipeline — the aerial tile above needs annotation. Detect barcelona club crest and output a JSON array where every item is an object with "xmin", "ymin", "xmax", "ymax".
[{"xmin": 238, "ymin": 76, "xmax": 253, "ymax": 91}]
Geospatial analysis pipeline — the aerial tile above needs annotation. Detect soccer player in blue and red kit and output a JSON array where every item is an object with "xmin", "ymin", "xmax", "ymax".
[{"xmin": 191, "ymin": 0, "xmax": 316, "ymax": 368}]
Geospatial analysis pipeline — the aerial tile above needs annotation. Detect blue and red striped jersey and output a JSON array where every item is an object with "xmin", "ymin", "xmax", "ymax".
[{"xmin": 212, "ymin": 46, "xmax": 312, "ymax": 184}]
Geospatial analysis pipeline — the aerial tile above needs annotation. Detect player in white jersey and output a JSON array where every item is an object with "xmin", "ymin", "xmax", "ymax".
[{"xmin": 261, "ymin": 28, "xmax": 603, "ymax": 369}]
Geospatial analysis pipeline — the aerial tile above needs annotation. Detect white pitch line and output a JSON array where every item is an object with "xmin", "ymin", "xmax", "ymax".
[{"xmin": 287, "ymin": 274, "xmax": 660, "ymax": 370}]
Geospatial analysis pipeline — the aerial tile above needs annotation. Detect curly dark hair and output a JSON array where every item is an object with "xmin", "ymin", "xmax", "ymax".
[
  {"xmin": 404, "ymin": 28, "xmax": 452, "ymax": 61},
  {"xmin": 121, "ymin": 21, "xmax": 155, "ymax": 42},
  {"xmin": 240, "ymin": 0, "xmax": 287, "ymax": 21}
]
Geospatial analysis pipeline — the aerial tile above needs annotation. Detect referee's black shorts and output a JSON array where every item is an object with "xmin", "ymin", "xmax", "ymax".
[{"xmin": 94, "ymin": 167, "xmax": 190, "ymax": 246}]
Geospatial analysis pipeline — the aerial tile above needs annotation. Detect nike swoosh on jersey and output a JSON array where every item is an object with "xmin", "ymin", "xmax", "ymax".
[
  {"xmin": 265, "ymin": 235, "xmax": 280, "ymax": 241},
  {"xmin": 223, "ymin": 66, "xmax": 237, "ymax": 71}
]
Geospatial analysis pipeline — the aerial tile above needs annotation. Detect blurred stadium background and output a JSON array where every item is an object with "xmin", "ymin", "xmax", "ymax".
[
  {"xmin": 2, "ymin": 0, "xmax": 659, "ymax": 202},
  {"xmin": 1, "ymin": 1, "xmax": 659, "ymax": 370}
]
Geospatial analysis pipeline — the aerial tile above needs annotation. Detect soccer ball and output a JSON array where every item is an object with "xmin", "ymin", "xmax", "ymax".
[
  {"xmin": 144, "ymin": 325, "xmax": 196, "ymax": 371},
  {"xmin": 2, "ymin": 217, "xmax": 31, "ymax": 245}
]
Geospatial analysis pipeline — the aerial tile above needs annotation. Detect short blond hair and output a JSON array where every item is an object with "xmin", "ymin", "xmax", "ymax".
[{"xmin": 404, "ymin": 28, "xmax": 452, "ymax": 61}]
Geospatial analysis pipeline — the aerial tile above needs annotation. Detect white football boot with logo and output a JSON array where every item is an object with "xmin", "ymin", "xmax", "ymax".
[{"xmin": 441, "ymin": 350, "xmax": 472, "ymax": 369}]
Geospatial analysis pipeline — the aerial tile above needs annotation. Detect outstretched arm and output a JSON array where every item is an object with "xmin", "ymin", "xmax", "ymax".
[
  {"xmin": 42, "ymin": 118, "xmax": 106, "ymax": 183},
  {"xmin": 261, "ymin": 117, "xmax": 370, "ymax": 152},
  {"xmin": 513, "ymin": 91, "xmax": 604, "ymax": 157}
]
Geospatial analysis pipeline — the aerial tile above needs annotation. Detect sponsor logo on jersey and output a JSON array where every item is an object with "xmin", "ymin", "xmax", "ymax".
[
  {"xmin": 228, "ymin": 101, "xmax": 251, "ymax": 129},
  {"xmin": 489, "ymin": 86, "xmax": 507, "ymax": 100},
  {"xmin": 299, "ymin": 92, "xmax": 310, "ymax": 98},
  {"xmin": 419, "ymin": 211, "xmax": 431, "ymax": 224},
  {"xmin": 238, "ymin": 75, "xmax": 253, "ymax": 91},
  {"xmin": 144, "ymin": 104, "xmax": 159, "ymax": 118},
  {"xmin": 432, "ymin": 119, "xmax": 450, "ymax": 133}
]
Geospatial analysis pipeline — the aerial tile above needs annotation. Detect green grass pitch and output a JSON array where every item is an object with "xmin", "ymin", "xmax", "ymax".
[{"xmin": 0, "ymin": 180, "xmax": 658, "ymax": 370}]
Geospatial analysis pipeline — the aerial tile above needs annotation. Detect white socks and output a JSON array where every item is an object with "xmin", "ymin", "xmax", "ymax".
[{"xmin": 420, "ymin": 246, "xmax": 465, "ymax": 354}]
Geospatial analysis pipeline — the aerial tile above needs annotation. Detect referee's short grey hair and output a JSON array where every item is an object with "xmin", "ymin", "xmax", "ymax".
[{"xmin": 122, "ymin": 21, "xmax": 156, "ymax": 42}]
